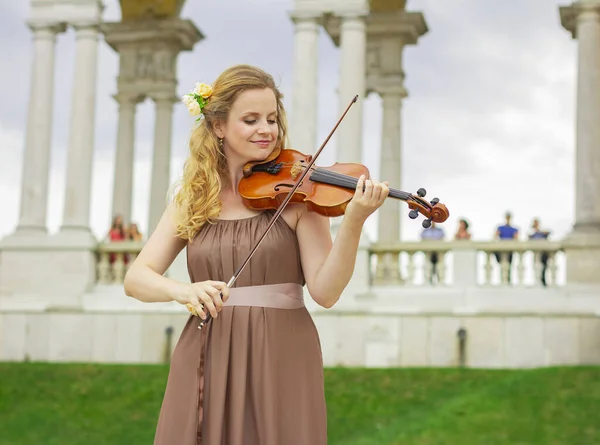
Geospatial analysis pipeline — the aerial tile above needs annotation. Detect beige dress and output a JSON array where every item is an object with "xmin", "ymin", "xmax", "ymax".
[{"xmin": 153, "ymin": 210, "xmax": 327, "ymax": 445}]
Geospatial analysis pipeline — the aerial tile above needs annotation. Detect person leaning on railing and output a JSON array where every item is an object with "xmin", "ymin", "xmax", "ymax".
[{"xmin": 494, "ymin": 211, "xmax": 519, "ymax": 282}]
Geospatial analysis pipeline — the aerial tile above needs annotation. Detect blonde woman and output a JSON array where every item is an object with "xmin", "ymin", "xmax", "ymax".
[{"xmin": 124, "ymin": 64, "xmax": 389, "ymax": 445}]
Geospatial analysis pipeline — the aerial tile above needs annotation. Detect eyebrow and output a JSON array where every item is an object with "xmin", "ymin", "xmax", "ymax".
[{"xmin": 242, "ymin": 110, "xmax": 278, "ymax": 116}]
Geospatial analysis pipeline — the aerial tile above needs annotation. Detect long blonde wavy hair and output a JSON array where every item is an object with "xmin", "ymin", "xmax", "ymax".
[{"xmin": 172, "ymin": 64, "xmax": 288, "ymax": 241}]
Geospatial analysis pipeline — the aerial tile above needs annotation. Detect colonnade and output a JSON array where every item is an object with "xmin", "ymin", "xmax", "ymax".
[
  {"xmin": 11, "ymin": 0, "xmax": 600, "ymax": 264},
  {"xmin": 16, "ymin": 19, "xmax": 101, "ymax": 238}
]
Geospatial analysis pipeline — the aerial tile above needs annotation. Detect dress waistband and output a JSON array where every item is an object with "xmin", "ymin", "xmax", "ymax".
[{"xmin": 223, "ymin": 283, "xmax": 304, "ymax": 309}]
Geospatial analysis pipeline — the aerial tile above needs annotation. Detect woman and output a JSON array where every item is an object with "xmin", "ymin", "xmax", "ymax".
[
  {"xmin": 455, "ymin": 218, "xmax": 471, "ymax": 240},
  {"xmin": 123, "ymin": 64, "xmax": 389, "ymax": 445},
  {"xmin": 128, "ymin": 222, "xmax": 143, "ymax": 242}
]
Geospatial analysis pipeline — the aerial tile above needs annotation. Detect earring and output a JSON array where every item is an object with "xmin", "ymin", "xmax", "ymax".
[{"xmin": 218, "ymin": 138, "xmax": 224, "ymax": 148}]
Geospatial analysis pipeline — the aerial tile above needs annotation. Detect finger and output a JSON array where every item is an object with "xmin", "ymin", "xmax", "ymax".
[
  {"xmin": 371, "ymin": 181, "xmax": 383, "ymax": 201},
  {"xmin": 220, "ymin": 286, "xmax": 231, "ymax": 303},
  {"xmin": 197, "ymin": 304, "xmax": 207, "ymax": 320},
  {"xmin": 364, "ymin": 179, "xmax": 373, "ymax": 199},
  {"xmin": 381, "ymin": 182, "xmax": 390, "ymax": 201},
  {"xmin": 208, "ymin": 280, "xmax": 227, "ymax": 289},
  {"xmin": 190, "ymin": 302, "xmax": 206, "ymax": 319},
  {"xmin": 207, "ymin": 286, "xmax": 224, "ymax": 311},
  {"xmin": 355, "ymin": 175, "xmax": 365, "ymax": 197},
  {"xmin": 210, "ymin": 281, "xmax": 230, "ymax": 304},
  {"xmin": 199, "ymin": 293, "xmax": 219, "ymax": 318}
]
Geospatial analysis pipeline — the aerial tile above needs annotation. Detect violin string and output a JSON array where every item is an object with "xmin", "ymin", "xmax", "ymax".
[{"xmin": 309, "ymin": 168, "xmax": 413, "ymax": 201}]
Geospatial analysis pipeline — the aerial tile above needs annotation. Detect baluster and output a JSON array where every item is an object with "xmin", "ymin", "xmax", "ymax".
[
  {"xmin": 437, "ymin": 252, "xmax": 446, "ymax": 285},
  {"xmin": 97, "ymin": 252, "xmax": 111, "ymax": 284},
  {"xmin": 374, "ymin": 252, "xmax": 401, "ymax": 285},
  {"xmin": 407, "ymin": 252, "xmax": 415, "ymax": 285},
  {"xmin": 113, "ymin": 253, "xmax": 126, "ymax": 284},
  {"xmin": 386, "ymin": 252, "xmax": 401, "ymax": 284},
  {"xmin": 374, "ymin": 252, "xmax": 385, "ymax": 283},
  {"xmin": 423, "ymin": 251, "xmax": 433, "ymax": 285},
  {"xmin": 516, "ymin": 252, "xmax": 525, "ymax": 286},
  {"xmin": 500, "ymin": 253, "xmax": 511, "ymax": 285},
  {"xmin": 485, "ymin": 253, "xmax": 493, "ymax": 285},
  {"xmin": 548, "ymin": 252, "xmax": 557, "ymax": 286}
]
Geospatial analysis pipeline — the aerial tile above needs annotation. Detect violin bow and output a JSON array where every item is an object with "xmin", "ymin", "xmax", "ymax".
[{"xmin": 197, "ymin": 95, "xmax": 359, "ymax": 329}]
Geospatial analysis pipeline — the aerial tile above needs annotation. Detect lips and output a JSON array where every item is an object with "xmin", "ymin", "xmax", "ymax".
[{"xmin": 252, "ymin": 140, "xmax": 271, "ymax": 147}]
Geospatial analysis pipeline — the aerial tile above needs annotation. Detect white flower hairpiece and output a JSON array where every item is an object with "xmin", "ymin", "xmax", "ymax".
[{"xmin": 182, "ymin": 82, "xmax": 213, "ymax": 121}]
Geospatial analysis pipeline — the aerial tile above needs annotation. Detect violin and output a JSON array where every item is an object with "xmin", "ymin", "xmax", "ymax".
[{"xmin": 238, "ymin": 146, "xmax": 449, "ymax": 228}]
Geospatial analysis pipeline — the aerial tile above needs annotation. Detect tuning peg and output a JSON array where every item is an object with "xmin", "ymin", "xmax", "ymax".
[
  {"xmin": 408, "ymin": 209, "xmax": 419, "ymax": 219},
  {"xmin": 417, "ymin": 188, "xmax": 426, "ymax": 197},
  {"xmin": 430, "ymin": 197, "xmax": 439, "ymax": 205},
  {"xmin": 422, "ymin": 218, "xmax": 432, "ymax": 229}
]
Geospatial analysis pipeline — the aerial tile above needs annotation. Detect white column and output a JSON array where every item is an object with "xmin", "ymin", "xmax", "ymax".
[
  {"xmin": 337, "ymin": 13, "xmax": 367, "ymax": 164},
  {"xmin": 572, "ymin": 3, "xmax": 600, "ymax": 233},
  {"xmin": 111, "ymin": 94, "xmax": 142, "ymax": 225},
  {"xmin": 289, "ymin": 12, "xmax": 320, "ymax": 153},
  {"xmin": 377, "ymin": 87, "xmax": 405, "ymax": 244},
  {"xmin": 60, "ymin": 23, "xmax": 101, "ymax": 234},
  {"xmin": 148, "ymin": 94, "xmax": 176, "ymax": 234},
  {"xmin": 15, "ymin": 22, "xmax": 66, "ymax": 235}
]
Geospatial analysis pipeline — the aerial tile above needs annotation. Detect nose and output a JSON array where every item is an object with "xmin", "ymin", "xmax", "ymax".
[{"xmin": 257, "ymin": 119, "xmax": 270, "ymax": 134}]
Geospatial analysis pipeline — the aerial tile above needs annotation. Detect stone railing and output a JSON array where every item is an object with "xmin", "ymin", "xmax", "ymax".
[
  {"xmin": 96, "ymin": 239, "xmax": 565, "ymax": 289},
  {"xmin": 369, "ymin": 240, "xmax": 565, "ymax": 287},
  {"xmin": 96, "ymin": 241, "xmax": 144, "ymax": 284}
]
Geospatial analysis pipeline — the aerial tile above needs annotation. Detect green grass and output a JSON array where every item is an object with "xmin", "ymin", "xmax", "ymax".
[{"xmin": 0, "ymin": 363, "xmax": 599, "ymax": 444}]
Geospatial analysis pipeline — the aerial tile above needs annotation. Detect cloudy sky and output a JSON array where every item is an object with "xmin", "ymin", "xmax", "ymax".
[{"xmin": 0, "ymin": 0, "xmax": 578, "ymax": 242}]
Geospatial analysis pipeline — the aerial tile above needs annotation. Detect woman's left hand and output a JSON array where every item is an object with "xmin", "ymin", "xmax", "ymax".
[{"xmin": 344, "ymin": 175, "xmax": 389, "ymax": 224}]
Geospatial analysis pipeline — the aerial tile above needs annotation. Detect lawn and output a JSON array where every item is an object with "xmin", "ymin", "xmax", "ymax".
[{"xmin": 0, "ymin": 363, "xmax": 598, "ymax": 444}]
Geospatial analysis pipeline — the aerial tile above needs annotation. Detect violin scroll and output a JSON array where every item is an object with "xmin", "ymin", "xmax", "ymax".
[{"xmin": 406, "ymin": 187, "xmax": 450, "ymax": 228}]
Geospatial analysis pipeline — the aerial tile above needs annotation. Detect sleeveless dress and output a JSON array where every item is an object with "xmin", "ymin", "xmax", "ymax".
[{"xmin": 153, "ymin": 210, "xmax": 328, "ymax": 445}]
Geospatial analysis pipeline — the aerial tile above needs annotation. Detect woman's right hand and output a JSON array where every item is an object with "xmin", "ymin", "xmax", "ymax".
[{"xmin": 170, "ymin": 280, "xmax": 230, "ymax": 319}]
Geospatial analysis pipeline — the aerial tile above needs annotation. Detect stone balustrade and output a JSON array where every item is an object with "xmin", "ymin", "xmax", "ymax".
[
  {"xmin": 95, "ymin": 239, "xmax": 566, "ymax": 289},
  {"xmin": 369, "ymin": 240, "xmax": 565, "ymax": 287}
]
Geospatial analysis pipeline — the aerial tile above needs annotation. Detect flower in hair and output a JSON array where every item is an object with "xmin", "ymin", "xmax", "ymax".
[{"xmin": 182, "ymin": 82, "xmax": 213, "ymax": 121}]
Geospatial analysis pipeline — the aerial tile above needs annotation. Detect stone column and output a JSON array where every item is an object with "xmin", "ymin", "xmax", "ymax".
[
  {"xmin": 560, "ymin": 1, "xmax": 600, "ymax": 284},
  {"xmin": 373, "ymin": 86, "xmax": 406, "ymax": 283},
  {"xmin": 111, "ymin": 93, "xmax": 143, "ymax": 225},
  {"xmin": 148, "ymin": 93, "xmax": 177, "ymax": 234},
  {"xmin": 15, "ymin": 22, "xmax": 66, "ymax": 235},
  {"xmin": 377, "ymin": 86, "xmax": 406, "ymax": 244},
  {"xmin": 569, "ymin": 3, "xmax": 600, "ymax": 232},
  {"xmin": 337, "ymin": 13, "xmax": 367, "ymax": 164},
  {"xmin": 289, "ymin": 12, "xmax": 320, "ymax": 153},
  {"xmin": 60, "ymin": 23, "xmax": 101, "ymax": 236}
]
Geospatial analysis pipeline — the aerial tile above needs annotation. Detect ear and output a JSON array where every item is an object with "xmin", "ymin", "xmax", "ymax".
[{"xmin": 212, "ymin": 120, "xmax": 225, "ymax": 139}]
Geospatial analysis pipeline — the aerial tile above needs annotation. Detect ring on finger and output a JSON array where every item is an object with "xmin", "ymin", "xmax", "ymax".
[{"xmin": 186, "ymin": 302, "xmax": 204, "ymax": 317}]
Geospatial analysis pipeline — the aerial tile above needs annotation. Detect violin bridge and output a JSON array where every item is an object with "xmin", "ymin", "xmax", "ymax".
[{"xmin": 290, "ymin": 161, "xmax": 303, "ymax": 180}]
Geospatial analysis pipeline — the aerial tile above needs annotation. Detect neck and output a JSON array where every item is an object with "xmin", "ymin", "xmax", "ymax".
[{"xmin": 309, "ymin": 168, "xmax": 411, "ymax": 201}]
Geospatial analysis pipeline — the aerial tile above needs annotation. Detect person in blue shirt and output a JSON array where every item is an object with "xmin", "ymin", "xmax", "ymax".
[{"xmin": 494, "ymin": 212, "xmax": 519, "ymax": 283}]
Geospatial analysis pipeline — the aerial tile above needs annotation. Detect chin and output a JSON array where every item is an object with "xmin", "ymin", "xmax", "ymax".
[{"xmin": 253, "ymin": 146, "xmax": 276, "ymax": 161}]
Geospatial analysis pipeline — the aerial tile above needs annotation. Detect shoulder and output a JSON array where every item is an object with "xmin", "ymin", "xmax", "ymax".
[{"xmin": 280, "ymin": 203, "xmax": 309, "ymax": 232}]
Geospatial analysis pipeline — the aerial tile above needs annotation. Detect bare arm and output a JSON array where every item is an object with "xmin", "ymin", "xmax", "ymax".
[
  {"xmin": 296, "ymin": 175, "xmax": 388, "ymax": 308},
  {"xmin": 296, "ymin": 211, "xmax": 363, "ymax": 308},
  {"xmin": 123, "ymin": 204, "xmax": 187, "ymax": 303}
]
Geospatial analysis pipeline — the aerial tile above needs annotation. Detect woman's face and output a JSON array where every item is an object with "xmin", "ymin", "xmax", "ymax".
[{"xmin": 215, "ymin": 88, "xmax": 279, "ymax": 166}]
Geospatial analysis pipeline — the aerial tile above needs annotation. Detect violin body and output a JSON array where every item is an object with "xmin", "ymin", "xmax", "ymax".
[
  {"xmin": 239, "ymin": 148, "xmax": 450, "ymax": 226},
  {"xmin": 240, "ymin": 148, "xmax": 368, "ymax": 217}
]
